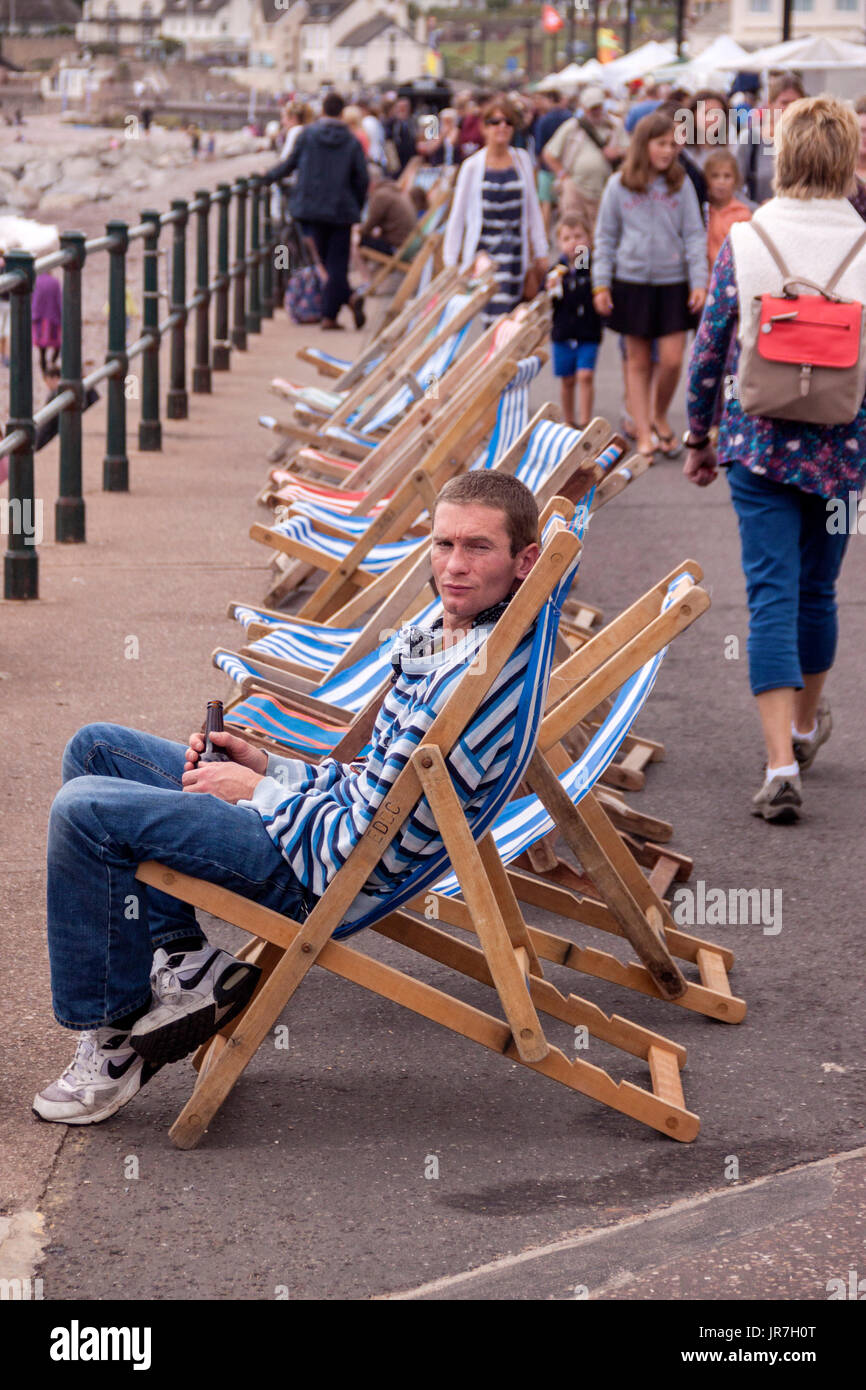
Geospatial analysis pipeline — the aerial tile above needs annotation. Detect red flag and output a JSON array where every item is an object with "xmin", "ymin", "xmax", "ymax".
[{"xmin": 541, "ymin": 4, "xmax": 563, "ymax": 32}]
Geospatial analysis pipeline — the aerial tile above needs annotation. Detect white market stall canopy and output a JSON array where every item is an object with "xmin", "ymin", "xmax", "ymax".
[
  {"xmin": 538, "ymin": 59, "xmax": 605, "ymax": 92},
  {"xmin": 652, "ymin": 35, "xmax": 750, "ymax": 91},
  {"xmin": 714, "ymin": 35, "xmax": 866, "ymax": 99},
  {"xmin": 542, "ymin": 42, "xmax": 679, "ymax": 97},
  {"xmin": 599, "ymin": 40, "xmax": 679, "ymax": 87}
]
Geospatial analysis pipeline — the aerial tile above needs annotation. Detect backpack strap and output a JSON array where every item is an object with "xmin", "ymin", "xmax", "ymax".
[
  {"xmin": 752, "ymin": 219, "xmax": 866, "ymax": 298},
  {"xmin": 749, "ymin": 221, "xmax": 792, "ymax": 280},
  {"xmin": 825, "ymin": 229, "xmax": 866, "ymax": 292}
]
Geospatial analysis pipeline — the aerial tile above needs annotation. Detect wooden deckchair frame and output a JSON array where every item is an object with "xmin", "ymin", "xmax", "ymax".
[
  {"xmin": 137, "ymin": 507, "xmax": 702, "ymax": 1148},
  {"xmin": 255, "ymin": 311, "xmax": 550, "ymax": 606},
  {"xmin": 406, "ymin": 565, "xmax": 745, "ymax": 1026},
  {"xmin": 262, "ymin": 305, "xmax": 547, "ymax": 517},
  {"xmin": 253, "ymin": 353, "xmax": 521, "ymax": 613},
  {"xmin": 295, "ymin": 263, "xmax": 461, "ymax": 386},
  {"xmin": 260, "ymin": 296, "xmax": 544, "ymax": 495},
  {"xmin": 255, "ymin": 408, "xmax": 632, "ymax": 625},
  {"xmin": 221, "ymin": 561, "xmax": 733, "ymax": 1013},
  {"xmin": 360, "ymin": 177, "xmax": 454, "ymax": 302},
  {"xmin": 264, "ymin": 306, "xmax": 549, "ymax": 513},
  {"xmin": 269, "ymin": 275, "xmax": 495, "ymax": 449}
]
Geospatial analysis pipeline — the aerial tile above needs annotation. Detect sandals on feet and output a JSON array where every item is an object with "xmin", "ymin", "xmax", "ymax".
[{"xmin": 652, "ymin": 423, "xmax": 683, "ymax": 459}]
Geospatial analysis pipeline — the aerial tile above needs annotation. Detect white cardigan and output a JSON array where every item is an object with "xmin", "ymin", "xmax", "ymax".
[{"xmin": 442, "ymin": 146, "xmax": 548, "ymax": 275}]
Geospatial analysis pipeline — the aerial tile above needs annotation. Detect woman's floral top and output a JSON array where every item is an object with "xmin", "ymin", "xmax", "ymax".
[{"xmin": 686, "ymin": 237, "xmax": 866, "ymax": 499}]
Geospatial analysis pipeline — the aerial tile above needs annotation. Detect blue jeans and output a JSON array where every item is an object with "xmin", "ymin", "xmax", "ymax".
[
  {"xmin": 48, "ymin": 724, "xmax": 312, "ymax": 1031},
  {"xmin": 305, "ymin": 220, "xmax": 352, "ymax": 321},
  {"xmin": 726, "ymin": 462, "xmax": 851, "ymax": 696}
]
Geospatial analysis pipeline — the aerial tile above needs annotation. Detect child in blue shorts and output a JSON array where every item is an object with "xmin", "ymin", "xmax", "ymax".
[{"xmin": 548, "ymin": 214, "xmax": 603, "ymax": 429}]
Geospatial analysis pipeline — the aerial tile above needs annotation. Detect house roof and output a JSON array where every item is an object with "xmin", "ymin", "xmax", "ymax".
[
  {"xmin": 339, "ymin": 13, "xmax": 414, "ymax": 47},
  {"xmin": 300, "ymin": 0, "xmax": 352, "ymax": 22},
  {"xmin": 163, "ymin": 0, "xmax": 233, "ymax": 17},
  {"xmin": 260, "ymin": 0, "xmax": 312, "ymax": 17},
  {"xmin": 0, "ymin": 0, "xmax": 80, "ymax": 23}
]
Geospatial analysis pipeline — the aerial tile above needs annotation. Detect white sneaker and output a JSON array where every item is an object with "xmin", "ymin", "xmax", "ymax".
[
  {"xmin": 129, "ymin": 945, "xmax": 261, "ymax": 1065},
  {"xmin": 33, "ymin": 1027, "xmax": 159, "ymax": 1125}
]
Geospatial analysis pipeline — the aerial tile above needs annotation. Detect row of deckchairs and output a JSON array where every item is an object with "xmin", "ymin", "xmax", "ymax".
[
  {"xmin": 359, "ymin": 163, "xmax": 456, "ymax": 312},
  {"xmin": 134, "ymin": 271, "xmax": 745, "ymax": 1149},
  {"xmin": 239, "ymin": 288, "xmax": 683, "ymax": 835},
  {"xmin": 248, "ymin": 279, "xmax": 681, "ymax": 828},
  {"xmin": 140, "ymin": 500, "xmax": 742, "ymax": 1150}
]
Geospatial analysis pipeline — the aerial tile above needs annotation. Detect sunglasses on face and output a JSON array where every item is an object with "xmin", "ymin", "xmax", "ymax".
[{"xmin": 485, "ymin": 116, "xmax": 513, "ymax": 127}]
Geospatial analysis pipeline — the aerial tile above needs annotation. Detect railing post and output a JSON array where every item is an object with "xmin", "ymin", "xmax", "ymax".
[
  {"xmin": 246, "ymin": 174, "xmax": 262, "ymax": 336},
  {"xmin": 103, "ymin": 219, "xmax": 129, "ymax": 493},
  {"xmin": 3, "ymin": 250, "xmax": 37, "ymax": 599},
  {"xmin": 167, "ymin": 198, "xmax": 189, "ymax": 420},
  {"xmin": 231, "ymin": 176, "xmax": 248, "ymax": 351},
  {"xmin": 261, "ymin": 184, "xmax": 275, "ymax": 319},
  {"xmin": 139, "ymin": 209, "xmax": 162, "ymax": 451},
  {"xmin": 56, "ymin": 230, "xmax": 87, "ymax": 536},
  {"xmin": 212, "ymin": 183, "xmax": 231, "ymax": 371},
  {"xmin": 192, "ymin": 190, "xmax": 212, "ymax": 393}
]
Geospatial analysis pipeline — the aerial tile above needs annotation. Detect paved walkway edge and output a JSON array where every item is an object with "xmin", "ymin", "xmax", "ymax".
[{"xmin": 378, "ymin": 1144, "xmax": 866, "ymax": 1300}]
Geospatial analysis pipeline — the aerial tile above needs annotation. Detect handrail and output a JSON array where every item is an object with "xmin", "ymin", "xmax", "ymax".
[{"xmin": 3, "ymin": 173, "xmax": 288, "ymax": 599}]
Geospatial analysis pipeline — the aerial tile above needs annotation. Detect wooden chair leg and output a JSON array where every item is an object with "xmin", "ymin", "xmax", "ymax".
[
  {"xmin": 415, "ymin": 749, "xmax": 549, "ymax": 1064},
  {"xmin": 192, "ymin": 937, "xmax": 285, "ymax": 1077},
  {"xmin": 525, "ymin": 751, "xmax": 687, "ymax": 1001}
]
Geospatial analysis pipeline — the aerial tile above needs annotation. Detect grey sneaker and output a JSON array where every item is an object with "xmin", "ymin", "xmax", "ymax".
[
  {"xmin": 33, "ymin": 1028, "xmax": 160, "ymax": 1125},
  {"xmin": 751, "ymin": 770, "xmax": 803, "ymax": 823},
  {"xmin": 793, "ymin": 700, "xmax": 832, "ymax": 773},
  {"xmin": 129, "ymin": 944, "xmax": 261, "ymax": 1065}
]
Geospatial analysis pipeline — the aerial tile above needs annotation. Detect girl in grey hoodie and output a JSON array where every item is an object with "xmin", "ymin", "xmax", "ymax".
[{"xmin": 592, "ymin": 111, "xmax": 707, "ymax": 461}]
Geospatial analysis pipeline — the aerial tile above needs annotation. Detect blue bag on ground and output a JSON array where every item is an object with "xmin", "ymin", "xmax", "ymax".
[{"xmin": 285, "ymin": 266, "xmax": 323, "ymax": 324}]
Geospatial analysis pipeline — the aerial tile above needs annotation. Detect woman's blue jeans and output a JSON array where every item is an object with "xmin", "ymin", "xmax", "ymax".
[
  {"xmin": 726, "ymin": 462, "xmax": 851, "ymax": 696},
  {"xmin": 48, "ymin": 724, "xmax": 311, "ymax": 1031}
]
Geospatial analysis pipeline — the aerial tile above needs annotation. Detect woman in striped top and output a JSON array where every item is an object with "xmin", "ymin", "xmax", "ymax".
[{"xmin": 443, "ymin": 94, "xmax": 548, "ymax": 321}]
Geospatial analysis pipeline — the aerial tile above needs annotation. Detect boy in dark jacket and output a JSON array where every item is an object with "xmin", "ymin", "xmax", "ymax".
[
  {"xmin": 264, "ymin": 92, "xmax": 369, "ymax": 330},
  {"xmin": 547, "ymin": 214, "xmax": 603, "ymax": 428}
]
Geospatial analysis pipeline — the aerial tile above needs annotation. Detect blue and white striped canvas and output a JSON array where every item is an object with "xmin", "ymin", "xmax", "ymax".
[
  {"xmin": 431, "ymin": 574, "xmax": 694, "ymax": 895},
  {"xmin": 288, "ymin": 354, "xmax": 542, "ymax": 534},
  {"xmin": 269, "ymin": 516, "xmax": 427, "ymax": 576},
  {"xmin": 218, "ymin": 598, "xmax": 444, "ymax": 708}
]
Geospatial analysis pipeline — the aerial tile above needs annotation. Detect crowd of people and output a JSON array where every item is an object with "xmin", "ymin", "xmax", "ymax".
[
  {"xmin": 21, "ymin": 69, "xmax": 866, "ymax": 1127},
  {"xmin": 263, "ymin": 75, "xmax": 866, "ymax": 829}
]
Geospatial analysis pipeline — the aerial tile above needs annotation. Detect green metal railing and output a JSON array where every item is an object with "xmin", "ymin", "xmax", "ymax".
[{"xmin": 1, "ymin": 175, "xmax": 284, "ymax": 600}]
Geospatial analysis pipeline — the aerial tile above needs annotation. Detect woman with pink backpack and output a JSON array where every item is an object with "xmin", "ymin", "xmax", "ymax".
[{"xmin": 684, "ymin": 96, "xmax": 866, "ymax": 823}]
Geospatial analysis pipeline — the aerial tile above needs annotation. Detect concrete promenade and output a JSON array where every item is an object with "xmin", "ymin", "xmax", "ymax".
[{"xmin": 1, "ymin": 301, "xmax": 864, "ymax": 1304}]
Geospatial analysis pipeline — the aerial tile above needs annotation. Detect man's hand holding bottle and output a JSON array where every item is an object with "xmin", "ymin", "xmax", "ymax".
[{"xmin": 183, "ymin": 700, "xmax": 269, "ymax": 803}]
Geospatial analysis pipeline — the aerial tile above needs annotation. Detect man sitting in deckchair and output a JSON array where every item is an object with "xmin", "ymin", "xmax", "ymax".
[{"xmin": 34, "ymin": 474, "xmax": 541, "ymax": 1126}]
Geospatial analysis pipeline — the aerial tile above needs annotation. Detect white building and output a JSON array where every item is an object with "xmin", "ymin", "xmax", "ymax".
[
  {"xmin": 77, "ymin": 0, "xmax": 256, "ymax": 56},
  {"xmin": 731, "ymin": 0, "xmax": 866, "ymax": 47},
  {"xmin": 161, "ymin": 0, "xmax": 254, "ymax": 57},
  {"xmin": 76, "ymin": 0, "xmax": 165, "ymax": 49},
  {"xmin": 334, "ymin": 13, "xmax": 426, "ymax": 84},
  {"xmin": 250, "ymin": 0, "xmax": 425, "ymax": 88}
]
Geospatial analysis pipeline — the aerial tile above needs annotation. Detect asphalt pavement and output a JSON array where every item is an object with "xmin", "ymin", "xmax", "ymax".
[{"xmin": 2, "ymin": 296, "xmax": 864, "ymax": 1306}]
